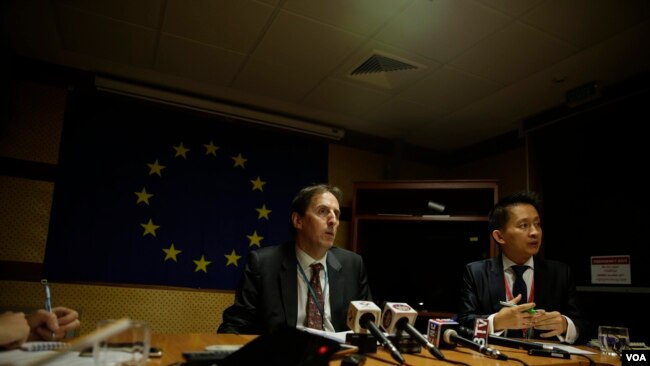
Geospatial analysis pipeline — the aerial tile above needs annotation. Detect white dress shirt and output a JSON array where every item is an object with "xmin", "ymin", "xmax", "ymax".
[{"xmin": 487, "ymin": 254, "xmax": 577, "ymax": 343}]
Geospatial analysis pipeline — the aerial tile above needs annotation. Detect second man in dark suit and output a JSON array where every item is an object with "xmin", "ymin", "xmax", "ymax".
[{"xmin": 457, "ymin": 191, "xmax": 588, "ymax": 344}]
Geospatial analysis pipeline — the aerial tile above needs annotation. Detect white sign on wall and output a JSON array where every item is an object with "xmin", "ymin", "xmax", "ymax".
[{"xmin": 590, "ymin": 255, "xmax": 631, "ymax": 284}]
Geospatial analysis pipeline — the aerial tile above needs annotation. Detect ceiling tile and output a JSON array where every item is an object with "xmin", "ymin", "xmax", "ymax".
[
  {"xmin": 418, "ymin": 105, "xmax": 515, "ymax": 150},
  {"xmin": 257, "ymin": 0, "xmax": 280, "ymax": 6},
  {"xmin": 400, "ymin": 66, "xmax": 502, "ymax": 111},
  {"xmin": 2, "ymin": 0, "xmax": 61, "ymax": 56},
  {"xmin": 522, "ymin": 0, "xmax": 649, "ymax": 48},
  {"xmin": 375, "ymin": 0, "xmax": 511, "ymax": 62},
  {"xmin": 54, "ymin": 0, "xmax": 164, "ymax": 29},
  {"xmin": 477, "ymin": 0, "xmax": 544, "ymax": 17},
  {"xmin": 55, "ymin": 4, "xmax": 157, "ymax": 68},
  {"xmin": 302, "ymin": 78, "xmax": 391, "ymax": 118},
  {"xmin": 233, "ymin": 10, "xmax": 364, "ymax": 101},
  {"xmin": 156, "ymin": 34, "xmax": 247, "ymax": 86},
  {"xmin": 450, "ymin": 21, "xmax": 578, "ymax": 85},
  {"xmin": 282, "ymin": 0, "xmax": 412, "ymax": 36},
  {"xmin": 362, "ymin": 97, "xmax": 448, "ymax": 136},
  {"xmin": 163, "ymin": 0, "xmax": 275, "ymax": 54}
]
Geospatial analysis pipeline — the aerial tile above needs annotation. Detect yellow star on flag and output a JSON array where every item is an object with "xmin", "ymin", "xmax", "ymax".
[
  {"xmin": 204, "ymin": 140, "xmax": 220, "ymax": 156},
  {"xmin": 193, "ymin": 255, "xmax": 212, "ymax": 273},
  {"xmin": 224, "ymin": 249, "xmax": 242, "ymax": 266},
  {"xmin": 256, "ymin": 204, "xmax": 271, "ymax": 220},
  {"xmin": 250, "ymin": 176, "xmax": 266, "ymax": 191},
  {"xmin": 163, "ymin": 243, "xmax": 182, "ymax": 262},
  {"xmin": 247, "ymin": 230, "xmax": 264, "ymax": 247},
  {"xmin": 134, "ymin": 187, "xmax": 153, "ymax": 205},
  {"xmin": 147, "ymin": 160, "xmax": 165, "ymax": 176},
  {"xmin": 141, "ymin": 219, "xmax": 160, "ymax": 237},
  {"xmin": 232, "ymin": 153, "xmax": 247, "ymax": 168},
  {"xmin": 173, "ymin": 142, "xmax": 190, "ymax": 159}
]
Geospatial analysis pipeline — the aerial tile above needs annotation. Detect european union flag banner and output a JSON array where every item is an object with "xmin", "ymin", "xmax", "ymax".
[{"xmin": 43, "ymin": 91, "xmax": 327, "ymax": 290}]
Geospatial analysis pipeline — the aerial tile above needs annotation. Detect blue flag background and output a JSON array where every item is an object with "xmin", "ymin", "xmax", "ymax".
[{"xmin": 43, "ymin": 91, "xmax": 328, "ymax": 290}]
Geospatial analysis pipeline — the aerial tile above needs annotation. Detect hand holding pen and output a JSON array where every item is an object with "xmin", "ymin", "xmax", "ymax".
[
  {"xmin": 498, "ymin": 298, "xmax": 539, "ymax": 338},
  {"xmin": 499, "ymin": 300, "xmax": 537, "ymax": 314},
  {"xmin": 26, "ymin": 308, "xmax": 81, "ymax": 341},
  {"xmin": 41, "ymin": 279, "xmax": 56, "ymax": 340}
]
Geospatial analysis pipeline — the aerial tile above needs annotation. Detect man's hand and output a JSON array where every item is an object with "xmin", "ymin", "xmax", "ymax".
[
  {"xmin": 493, "ymin": 294, "xmax": 537, "ymax": 331},
  {"xmin": 0, "ymin": 312, "xmax": 30, "ymax": 349},
  {"xmin": 26, "ymin": 307, "xmax": 80, "ymax": 341},
  {"xmin": 532, "ymin": 310, "xmax": 567, "ymax": 338}
]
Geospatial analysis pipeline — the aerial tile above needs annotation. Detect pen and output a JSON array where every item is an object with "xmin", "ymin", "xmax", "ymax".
[
  {"xmin": 499, "ymin": 300, "xmax": 537, "ymax": 314},
  {"xmin": 41, "ymin": 279, "xmax": 56, "ymax": 340}
]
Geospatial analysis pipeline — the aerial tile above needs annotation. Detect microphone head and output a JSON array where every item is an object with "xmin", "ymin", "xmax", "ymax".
[
  {"xmin": 381, "ymin": 302, "xmax": 418, "ymax": 334},
  {"xmin": 427, "ymin": 318, "xmax": 458, "ymax": 349},
  {"xmin": 457, "ymin": 325, "xmax": 476, "ymax": 339},
  {"xmin": 443, "ymin": 328, "xmax": 458, "ymax": 345},
  {"xmin": 347, "ymin": 301, "xmax": 381, "ymax": 334}
]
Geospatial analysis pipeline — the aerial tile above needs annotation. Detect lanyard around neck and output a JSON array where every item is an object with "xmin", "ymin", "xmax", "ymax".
[
  {"xmin": 503, "ymin": 270, "xmax": 535, "ymax": 303},
  {"xmin": 503, "ymin": 270, "xmax": 536, "ymax": 338},
  {"xmin": 297, "ymin": 263, "xmax": 329, "ymax": 317}
]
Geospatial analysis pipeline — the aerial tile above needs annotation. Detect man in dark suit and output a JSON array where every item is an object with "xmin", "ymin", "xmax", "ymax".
[
  {"xmin": 458, "ymin": 191, "xmax": 589, "ymax": 344},
  {"xmin": 218, "ymin": 184, "xmax": 371, "ymax": 334}
]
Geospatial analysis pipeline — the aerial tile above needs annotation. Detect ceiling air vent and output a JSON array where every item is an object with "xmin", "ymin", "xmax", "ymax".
[
  {"xmin": 350, "ymin": 53, "xmax": 419, "ymax": 75},
  {"xmin": 346, "ymin": 51, "xmax": 425, "ymax": 89}
]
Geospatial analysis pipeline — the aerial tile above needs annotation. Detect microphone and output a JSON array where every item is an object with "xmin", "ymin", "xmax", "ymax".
[
  {"xmin": 428, "ymin": 319, "xmax": 507, "ymax": 360},
  {"xmin": 347, "ymin": 301, "xmax": 405, "ymax": 365},
  {"xmin": 381, "ymin": 302, "xmax": 445, "ymax": 360}
]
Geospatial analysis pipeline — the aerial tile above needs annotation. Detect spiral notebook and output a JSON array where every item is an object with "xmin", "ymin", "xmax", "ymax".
[
  {"xmin": 0, "ymin": 317, "xmax": 132, "ymax": 366},
  {"xmin": 20, "ymin": 342, "xmax": 69, "ymax": 352}
]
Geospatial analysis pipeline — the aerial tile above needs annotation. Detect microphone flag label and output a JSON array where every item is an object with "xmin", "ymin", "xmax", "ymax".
[
  {"xmin": 473, "ymin": 318, "xmax": 489, "ymax": 346},
  {"xmin": 347, "ymin": 301, "xmax": 381, "ymax": 334},
  {"xmin": 427, "ymin": 318, "xmax": 458, "ymax": 349},
  {"xmin": 381, "ymin": 302, "xmax": 417, "ymax": 334}
]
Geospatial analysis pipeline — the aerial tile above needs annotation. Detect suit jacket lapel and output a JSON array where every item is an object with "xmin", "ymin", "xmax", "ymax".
[
  {"xmin": 488, "ymin": 257, "xmax": 506, "ymax": 312},
  {"xmin": 532, "ymin": 258, "xmax": 547, "ymax": 304},
  {"xmin": 280, "ymin": 244, "xmax": 298, "ymax": 327},
  {"xmin": 326, "ymin": 250, "xmax": 344, "ymax": 329}
]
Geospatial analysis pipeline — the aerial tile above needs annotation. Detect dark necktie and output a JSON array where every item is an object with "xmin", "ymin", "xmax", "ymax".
[
  {"xmin": 509, "ymin": 265, "xmax": 529, "ymax": 338},
  {"xmin": 304, "ymin": 263, "xmax": 324, "ymax": 330},
  {"xmin": 512, "ymin": 265, "xmax": 528, "ymax": 301}
]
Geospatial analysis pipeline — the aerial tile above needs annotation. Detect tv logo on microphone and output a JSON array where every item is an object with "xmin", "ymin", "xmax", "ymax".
[
  {"xmin": 622, "ymin": 350, "xmax": 648, "ymax": 365},
  {"xmin": 473, "ymin": 318, "xmax": 489, "ymax": 346}
]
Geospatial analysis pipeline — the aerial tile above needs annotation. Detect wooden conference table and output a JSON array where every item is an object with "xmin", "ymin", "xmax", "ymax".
[{"xmin": 148, "ymin": 332, "xmax": 622, "ymax": 366}]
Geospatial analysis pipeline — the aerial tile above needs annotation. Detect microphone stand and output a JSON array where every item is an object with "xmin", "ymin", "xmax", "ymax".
[{"xmin": 396, "ymin": 318, "xmax": 445, "ymax": 360}]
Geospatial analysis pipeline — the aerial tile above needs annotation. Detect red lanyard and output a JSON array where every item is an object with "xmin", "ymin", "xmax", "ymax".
[{"xmin": 503, "ymin": 271, "xmax": 535, "ymax": 303}]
